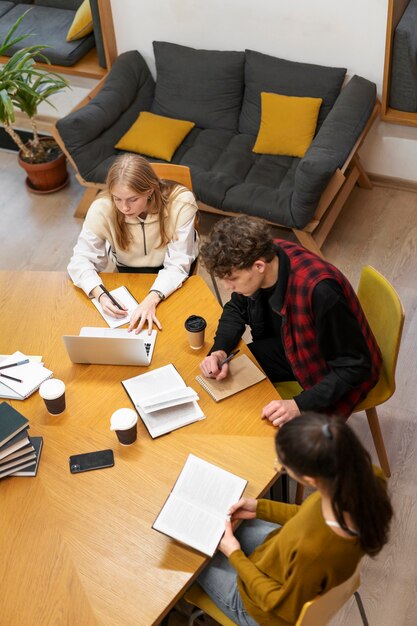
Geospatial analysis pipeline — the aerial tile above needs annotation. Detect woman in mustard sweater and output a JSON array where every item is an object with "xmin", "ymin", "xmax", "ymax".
[
  {"xmin": 197, "ymin": 413, "xmax": 393, "ymax": 626},
  {"xmin": 68, "ymin": 154, "xmax": 198, "ymax": 333}
]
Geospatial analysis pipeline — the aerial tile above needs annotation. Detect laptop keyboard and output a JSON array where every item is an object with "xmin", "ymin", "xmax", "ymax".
[{"xmin": 144, "ymin": 343, "xmax": 151, "ymax": 356}]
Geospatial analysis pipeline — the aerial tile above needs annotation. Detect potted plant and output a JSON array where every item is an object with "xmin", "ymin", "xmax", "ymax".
[{"xmin": 0, "ymin": 12, "xmax": 70, "ymax": 193}]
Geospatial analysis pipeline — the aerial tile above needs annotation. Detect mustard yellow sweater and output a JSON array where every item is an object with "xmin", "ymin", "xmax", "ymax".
[{"xmin": 229, "ymin": 492, "xmax": 363, "ymax": 626}]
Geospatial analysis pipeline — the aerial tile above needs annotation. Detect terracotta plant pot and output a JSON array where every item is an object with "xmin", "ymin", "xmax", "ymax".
[{"xmin": 18, "ymin": 137, "xmax": 69, "ymax": 193}]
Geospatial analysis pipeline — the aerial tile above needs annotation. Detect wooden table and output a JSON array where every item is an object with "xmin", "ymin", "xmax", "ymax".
[{"xmin": 0, "ymin": 272, "xmax": 280, "ymax": 626}]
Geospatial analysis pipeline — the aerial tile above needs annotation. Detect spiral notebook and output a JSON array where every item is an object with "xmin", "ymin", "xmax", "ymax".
[{"xmin": 195, "ymin": 354, "xmax": 266, "ymax": 402}]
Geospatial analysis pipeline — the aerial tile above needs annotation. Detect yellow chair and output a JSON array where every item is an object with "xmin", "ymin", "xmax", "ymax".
[
  {"xmin": 275, "ymin": 265, "xmax": 404, "ymax": 502},
  {"xmin": 184, "ymin": 564, "xmax": 369, "ymax": 626}
]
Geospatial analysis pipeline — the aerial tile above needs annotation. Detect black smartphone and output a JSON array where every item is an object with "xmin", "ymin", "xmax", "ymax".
[{"xmin": 69, "ymin": 449, "xmax": 114, "ymax": 474}]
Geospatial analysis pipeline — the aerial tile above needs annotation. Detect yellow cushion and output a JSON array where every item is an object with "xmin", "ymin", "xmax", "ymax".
[
  {"xmin": 252, "ymin": 92, "xmax": 322, "ymax": 158},
  {"xmin": 115, "ymin": 112, "xmax": 195, "ymax": 162},
  {"xmin": 66, "ymin": 0, "xmax": 93, "ymax": 42}
]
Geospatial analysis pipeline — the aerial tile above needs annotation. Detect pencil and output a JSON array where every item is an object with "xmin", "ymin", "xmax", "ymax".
[
  {"xmin": 0, "ymin": 372, "xmax": 22, "ymax": 383},
  {"xmin": 98, "ymin": 284, "xmax": 124, "ymax": 311},
  {"xmin": 0, "ymin": 359, "xmax": 30, "ymax": 370}
]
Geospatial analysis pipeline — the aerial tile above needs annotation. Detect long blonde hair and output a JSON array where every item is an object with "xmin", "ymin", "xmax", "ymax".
[{"xmin": 105, "ymin": 154, "xmax": 179, "ymax": 250}]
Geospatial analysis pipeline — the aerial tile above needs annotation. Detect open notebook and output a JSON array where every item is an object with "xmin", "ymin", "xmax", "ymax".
[
  {"xmin": 196, "ymin": 354, "xmax": 266, "ymax": 402},
  {"xmin": 92, "ymin": 286, "xmax": 139, "ymax": 328}
]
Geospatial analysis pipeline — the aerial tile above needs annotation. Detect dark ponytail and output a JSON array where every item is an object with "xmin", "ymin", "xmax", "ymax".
[{"xmin": 276, "ymin": 412, "xmax": 393, "ymax": 556}]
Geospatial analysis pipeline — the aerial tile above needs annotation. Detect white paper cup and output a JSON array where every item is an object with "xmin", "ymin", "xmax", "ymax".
[
  {"xmin": 110, "ymin": 408, "xmax": 138, "ymax": 445},
  {"xmin": 39, "ymin": 378, "xmax": 66, "ymax": 415}
]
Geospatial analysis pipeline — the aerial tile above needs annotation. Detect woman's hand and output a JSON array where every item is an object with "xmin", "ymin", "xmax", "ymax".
[
  {"xmin": 261, "ymin": 399, "xmax": 301, "ymax": 427},
  {"xmin": 219, "ymin": 519, "xmax": 241, "ymax": 557},
  {"xmin": 199, "ymin": 350, "xmax": 229, "ymax": 380},
  {"xmin": 91, "ymin": 288, "xmax": 128, "ymax": 319},
  {"xmin": 128, "ymin": 292, "xmax": 162, "ymax": 334},
  {"xmin": 228, "ymin": 497, "xmax": 258, "ymax": 520}
]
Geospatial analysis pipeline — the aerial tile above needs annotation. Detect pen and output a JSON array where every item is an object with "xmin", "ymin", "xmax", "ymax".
[
  {"xmin": 0, "ymin": 372, "xmax": 22, "ymax": 383},
  {"xmin": 98, "ymin": 284, "xmax": 124, "ymax": 311},
  {"xmin": 0, "ymin": 359, "xmax": 30, "ymax": 370},
  {"xmin": 209, "ymin": 349, "xmax": 240, "ymax": 374}
]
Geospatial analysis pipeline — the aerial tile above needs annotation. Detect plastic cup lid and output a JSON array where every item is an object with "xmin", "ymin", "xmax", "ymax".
[
  {"xmin": 185, "ymin": 315, "xmax": 207, "ymax": 332},
  {"xmin": 39, "ymin": 378, "xmax": 65, "ymax": 400},
  {"xmin": 110, "ymin": 408, "xmax": 138, "ymax": 431}
]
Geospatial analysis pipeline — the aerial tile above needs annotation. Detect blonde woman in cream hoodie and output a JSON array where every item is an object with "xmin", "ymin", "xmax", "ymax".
[{"xmin": 68, "ymin": 154, "xmax": 199, "ymax": 333}]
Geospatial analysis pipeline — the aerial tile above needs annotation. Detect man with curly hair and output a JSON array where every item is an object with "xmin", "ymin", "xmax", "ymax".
[{"xmin": 199, "ymin": 216, "xmax": 382, "ymax": 426}]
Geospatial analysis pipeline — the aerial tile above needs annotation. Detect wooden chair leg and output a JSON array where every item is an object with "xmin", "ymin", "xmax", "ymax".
[
  {"xmin": 74, "ymin": 187, "xmax": 101, "ymax": 218},
  {"xmin": 366, "ymin": 406, "xmax": 391, "ymax": 477},
  {"xmin": 352, "ymin": 153, "xmax": 373, "ymax": 190},
  {"xmin": 295, "ymin": 481, "xmax": 305, "ymax": 505},
  {"xmin": 292, "ymin": 229, "xmax": 325, "ymax": 259}
]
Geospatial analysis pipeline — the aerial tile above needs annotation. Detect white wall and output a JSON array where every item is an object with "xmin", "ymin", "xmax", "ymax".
[{"xmin": 110, "ymin": 0, "xmax": 417, "ymax": 181}]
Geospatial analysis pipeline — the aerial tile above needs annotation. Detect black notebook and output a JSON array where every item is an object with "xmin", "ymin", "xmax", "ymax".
[
  {"xmin": 12, "ymin": 437, "xmax": 43, "ymax": 477},
  {"xmin": 0, "ymin": 402, "xmax": 30, "ymax": 447},
  {"xmin": 0, "ymin": 428, "xmax": 30, "ymax": 460}
]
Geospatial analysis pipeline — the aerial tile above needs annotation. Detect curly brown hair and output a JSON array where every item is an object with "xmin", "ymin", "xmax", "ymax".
[{"xmin": 201, "ymin": 215, "xmax": 276, "ymax": 277}]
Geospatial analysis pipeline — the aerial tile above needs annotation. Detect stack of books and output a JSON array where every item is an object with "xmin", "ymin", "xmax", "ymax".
[{"xmin": 0, "ymin": 402, "xmax": 43, "ymax": 479}]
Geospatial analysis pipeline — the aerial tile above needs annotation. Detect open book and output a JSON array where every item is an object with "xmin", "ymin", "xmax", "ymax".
[
  {"xmin": 92, "ymin": 286, "xmax": 139, "ymax": 328},
  {"xmin": 122, "ymin": 364, "xmax": 205, "ymax": 438},
  {"xmin": 153, "ymin": 454, "xmax": 247, "ymax": 556}
]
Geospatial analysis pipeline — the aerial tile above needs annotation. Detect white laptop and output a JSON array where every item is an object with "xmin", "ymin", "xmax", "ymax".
[{"xmin": 62, "ymin": 327, "xmax": 157, "ymax": 366}]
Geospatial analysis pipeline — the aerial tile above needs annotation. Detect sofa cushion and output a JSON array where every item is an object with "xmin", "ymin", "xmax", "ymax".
[
  {"xmin": 0, "ymin": 4, "xmax": 94, "ymax": 65},
  {"xmin": 34, "ymin": 0, "xmax": 82, "ymax": 8},
  {"xmin": 239, "ymin": 49, "xmax": 346, "ymax": 136},
  {"xmin": 116, "ymin": 112, "xmax": 195, "ymax": 162},
  {"xmin": 0, "ymin": 2, "xmax": 14, "ymax": 18},
  {"xmin": 151, "ymin": 41, "xmax": 245, "ymax": 132},
  {"xmin": 253, "ymin": 92, "xmax": 322, "ymax": 158},
  {"xmin": 66, "ymin": 0, "xmax": 93, "ymax": 41},
  {"xmin": 56, "ymin": 50, "xmax": 155, "ymax": 181},
  {"xmin": 389, "ymin": 0, "xmax": 417, "ymax": 111}
]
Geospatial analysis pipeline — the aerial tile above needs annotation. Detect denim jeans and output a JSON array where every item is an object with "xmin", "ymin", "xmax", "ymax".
[{"xmin": 197, "ymin": 518, "xmax": 279, "ymax": 625}]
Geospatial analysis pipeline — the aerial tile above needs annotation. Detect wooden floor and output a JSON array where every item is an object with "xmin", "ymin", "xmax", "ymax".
[{"xmin": 1, "ymin": 149, "xmax": 417, "ymax": 626}]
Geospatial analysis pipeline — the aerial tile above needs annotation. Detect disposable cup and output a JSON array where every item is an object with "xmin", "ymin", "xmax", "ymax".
[
  {"xmin": 39, "ymin": 378, "xmax": 66, "ymax": 415},
  {"xmin": 110, "ymin": 408, "xmax": 138, "ymax": 445},
  {"xmin": 185, "ymin": 315, "xmax": 207, "ymax": 350}
]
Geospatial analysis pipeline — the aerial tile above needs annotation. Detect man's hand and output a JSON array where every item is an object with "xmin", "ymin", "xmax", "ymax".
[
  {"xmin": 261, "ymin": 399, "xmax": 301, "ymax": 427},
  {"xmin": 219, "ymin": 519, "xmax": 241, "ymax": 557},
  {"xmin": 199, "ymin": 350, "xmax": 229, "ymax": 380}
]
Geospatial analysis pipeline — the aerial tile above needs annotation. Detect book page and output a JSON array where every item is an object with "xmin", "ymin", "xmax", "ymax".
[
  {"xmin": 91, "ymin": 286, "xmax": 139, "ymax": 328},
  {"xmin": 153, "ymin": 493, "xmax": 228, "ymax": 556},
  {"xmin": 141, "ymin": 387, "xmax": 198, "ymax": 412},
  {"xmin": 174, "ymin": 454, "xmax": 247, "ymax": 518},
  {"xmin": 140, "ymin": 401, "xmax": 205, "ymax": 438}
]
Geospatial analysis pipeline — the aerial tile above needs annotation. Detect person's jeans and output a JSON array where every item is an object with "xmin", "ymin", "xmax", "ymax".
[{"xmin": 197, "ymin": 518, "xmax": 279, "ymax": 625}]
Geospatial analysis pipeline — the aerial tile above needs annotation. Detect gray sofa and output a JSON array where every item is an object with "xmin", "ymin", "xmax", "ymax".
[
  {"xmin": 55, "ymin": 42, "xmax": 378, "ymax": 254},
  {"xmin": 0, "ymin": 0, "xmax": 106, "ymax": 67}
]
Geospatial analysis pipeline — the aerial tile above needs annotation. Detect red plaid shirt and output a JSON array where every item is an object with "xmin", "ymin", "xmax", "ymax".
[{"xmin": 277, "ymin": 240, "xmax": 382, "ymax": 417}]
